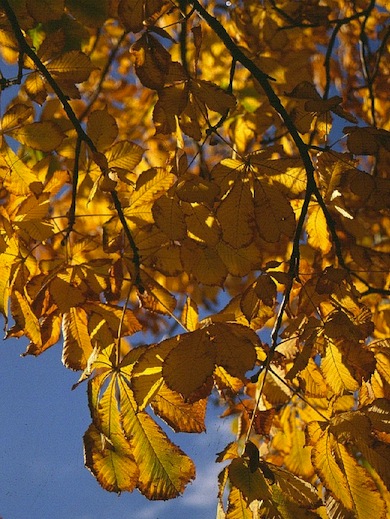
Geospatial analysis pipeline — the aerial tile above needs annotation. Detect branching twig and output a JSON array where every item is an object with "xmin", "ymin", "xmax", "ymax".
[{"xmin": 3, "ymin": 0, "xmax": 142, "ymax": 292}]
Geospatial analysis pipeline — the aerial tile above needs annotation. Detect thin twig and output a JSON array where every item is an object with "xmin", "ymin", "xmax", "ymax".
[{"xmin": 3, "ymin": 0, "xmax": 143, "ymax": 292}]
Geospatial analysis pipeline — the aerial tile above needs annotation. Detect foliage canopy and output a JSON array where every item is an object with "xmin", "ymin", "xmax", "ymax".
[{"xmin": 0, "ymin": 0, "xmax": 390, "ymax": 516}]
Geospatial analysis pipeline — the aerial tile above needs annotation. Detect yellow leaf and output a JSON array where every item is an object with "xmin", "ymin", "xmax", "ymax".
[
  {"xmin": 105, "ymin": 140, "xmax": 144, "ymax": 172},
  {"xmin": 162, "ymin": 328, "xmax": 216, "ymax": 399},
  {"xmin": 183, "ymin": 202, "xmax": 221, "ymax": 246},
  {"xmin": 226, "ymin": 485, "xmax": 253, "ymax": 519},
  {"xmin": 298, "ymin": 359, "xmax": 329, "ymax": 397},
  {"xmin": 254, "ymin": 181, "xmax": 295, "ymax": 242},
  {"xmin": 272, "ymin": 465, "xmax": 321, "ymax": 508},
  {"xmin": 9, "ymin": 120, "xmax": 64, "ymax": 152},
  {"xmin": 46, "ymin": 50, "xmax": 97, "ymax": 83},
  {"xmin": 139, "ymin": 270, "xmax": 177, "ymax": 314},
  {"xmin": 190, "ymin": 79, "xmax": 236, "ymax": 114},
  {"xmin": 152, "ymin": 195, "xmax": 187, "ymax": 240},
  {"xmin": 181, "ymin": 239, "xmax": 228, "ymax": 286},
  {"xmin": 309, "ymin": 424, "xmax": 353, "ymax": 509},
  {"xmin": 337, "ymin": 443, "xmax": 386, "ymax": 519},
  {"xmin": 62, "ymin": 307, "xmax": 93, "ymax": 370},
  {"xmin": 321, "ymin": 340, "xmax": 359, "ymax": 395},
  {"xmin": 118, "ymin": 376, "xmax": 196, "ymax": 499},
  {"xmin": 126, "ymin": 168, "xmax": 176, "ymax": 223},
  {"xmin": 228, "ymin": 458, "xmax": 272, "ymax": 503},
  {"xmin": 216, "ymin": 241, "xmax": 262, "ymax": 277},
  {"xmin": 83, "ymin": 423, "xmax": 139, "ymax": 493},
  {"xmin": 284, "ymin": 426, "xmax": 314, "ymax": 479},
  {"xmin": 306, "ymin": 203, "xmax": 332, "ymax": 254},
  {"xmin": 181, "ymin": 297, "xmax": 199, "ymax": 332},
  {"xmin": 84, "ymin": 301, "xmax": 143, "ymax": 338},
  {"xmin": 153, "ymin": 243, "xmax": 183, "ymax": 276},
  {"xmin": 151, "ymin": 383, "xmax": 207, "ymax": 433},
  {"xmin": 131, "ymin": 336, "xmax": 179, "ymax": 409},
  {"xmin": 175, "ymin": 173, "xmax": 220, "ymax": 206},
  {"xmin": 1, "ymin": 103, "xmax": 33, "ymax": 131},
  {"xmin": 217, "ymin": 180, "xmax": 254, "ymax": 248},
  {"xmin": 87, "ymin": 110, "xmax": 118, "ymax": 152},
  {"xmin": 0, "ymin": 141, "xmax": 42, "ymax": 195},
  {"xmin": 23, "ymin": 312, "xmax": 62, "ymax": 357},
  {"xmin": 49, "ymin": 276, "xmax": 86, "ymax": 313},
  {"xmin": 11, "ymin": 291, "xmax": 41, "ymax": 348},
  {"xmin": 212, "ymin": 322, "xmax": 259, "ymax": 380}
]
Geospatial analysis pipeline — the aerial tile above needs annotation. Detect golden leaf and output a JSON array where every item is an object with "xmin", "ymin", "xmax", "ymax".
[
  {"xmin": 131, "ymin": 33, "xmax": 171, "ymax": 90},
  {"xmin": 118, "ymin": 375, "xmax": 196, "ymax": 499},
  {"xmin": 162, "ymin": 328, "xmax": 216, "ymax": 399},
  {"xmin": 181, "ymin": 239, "xmax": 228, "ymax": 286},
  {"xmin": 62, "ymin": 307, "xmax": 93, "ymax": 370},
  {"xmin": 87, "ymin": 110, "xmax": 118, "ymax": 152},
  {"xmin": 254, "ymin": 181, "xmax": 295, "ymax": 242},
  {"xmin": 46, "ymin": 50, "xmax": 97, "ymax": 83},
  {"xmin": 217, "ymin": 179, "xmax": 254, "ymax": 248},
  {"xmin": 183, "ymin": 202, "xmax": 221, "ymax": 246},
  {"xmin": 190, "ymin": 79, "xmax": 236, "ymax": 115},
  {"xmin": 181, "ymin": 297, "xmax": 199, "ymax": 332},
  {"xmin": 321, "ymin": 340, "xmax": 359, "ymax": 395},
  {"xmin": 309, "ymin": 424, "xmax": 353, "ymax": 509},
  {"xmin": 228, "ymin": 458, "xmax": 272, "ymax": 503},
  {"xmin": 306, "ymin": 203, "xmax": 332, "ymax": 254},
  {"xmin": 151, "ymin": 383, "xmax": 207, "ymax": 433},
  {"xmin": 83, "ymin": 423, "xmax": 139, "ymax": 493},
  {"xmin": 152, "ymin": 195, "xmax": 187, "ymax": 241}
]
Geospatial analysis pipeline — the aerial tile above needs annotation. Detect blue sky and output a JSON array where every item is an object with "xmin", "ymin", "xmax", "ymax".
[{"xmin": 1, "ymin": 329, "xmax": 234, "ymax": 519}]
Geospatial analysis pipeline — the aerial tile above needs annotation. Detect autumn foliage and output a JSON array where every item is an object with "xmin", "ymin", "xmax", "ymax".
[{"xmin": 1, "ymin": 0, "xmax": 390, "ymax": 516}]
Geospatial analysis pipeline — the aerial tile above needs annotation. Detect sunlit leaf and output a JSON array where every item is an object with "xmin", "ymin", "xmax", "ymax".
[{"xmin": 118, "ymin": 375, "xmax": 196, "ymax": 499}]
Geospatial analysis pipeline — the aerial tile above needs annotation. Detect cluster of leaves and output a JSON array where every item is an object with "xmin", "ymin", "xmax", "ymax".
[{"xmin": 0, "ymin": 0, "xmax": 389, "ymax": 517}]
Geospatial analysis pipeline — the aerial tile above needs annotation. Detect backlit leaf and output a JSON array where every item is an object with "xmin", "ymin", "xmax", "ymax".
[
  {"xmin": 254, "ymin": 181, "xmax": 295, "ymax": 242},
  {"xmin": 118, "ymin": 375, "xmax": 196, "ymax": 499},
  {"xmin": 217, "ymin": 179, "xmax": 254, "ymax": 248},
  {"xmin": 46, "ymin": 50, "xmax": 96, "ymax": 83},
  {"xmin": 83, "ymin": 423, "xmax": 139, "ymax": 493},
  {"xmin": 62, "ymin": 307, "xmax": 93, "ymax": 370},
  {"xmin": 162, "ymin": 328, "xmax": 216, "ymax": 400},
  {"xmin": 87, "ymin": 110, "xmax": 118, "ymax": 152}
]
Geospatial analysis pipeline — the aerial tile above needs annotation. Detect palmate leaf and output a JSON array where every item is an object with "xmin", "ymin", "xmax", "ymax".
[
  {"xmin": 217, "ymin": 179, "xmax": 254, "ymax": 249},
  {"xmin": 321, "ymin": 340, "xmax": 359, "ymax": 395},
  {"xmin": 309, "ymin": 423, "xmax": 353, "ymax": 509},
  {"xmin": 84, "ymin": 375, "xmax": 140, "ymax": 492},
  {"xmin": 46, "ymin": 50, "xmax": 97, "ymax": 83},
  {"xmin": 183, "ymin": 202, "xmax": 221, "ymax": 246},
  {"xmin": 117, "ymin": 374, "xmax": 196, "ymax": 500},
  {"xmin": 225, "ymin": 485, "xmax": 253, "ymax": 519},
  {"xmin": 162, "ymin": 323, "xmax": 259, "ymax": 400},
  {"xmin": 180, "ymin": 238, "xmax": 228, "ymax": 286},
  {"xmin": 151, "ymin": 383, "xmax": 207, "ymax": 433},
  {"xmin": 7, "ymin": 121, "xmax": 64, "ymax": 152},
  {"xmin": 306, "ymin": 203, "xmax": 332, "ymax": 254},
  {"xmin": 62, "ymin": 307, "xmax": 93, "ymax": 370},
  {"xmin": 337, "ymin": 443, "xmax": 386, "ymax": 519},
  {"xmin": 84, "ymin": 423, "xmax": 139, "ymax": 493},
  {"xmin": 254, "ymin": 180, "xmax": 296, "ymax": 242},
  {"xmin": 131, "ymin": 336, "xmax": 179, "ymax": 410}
]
